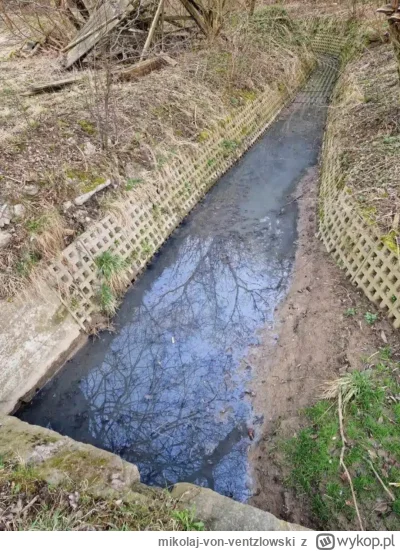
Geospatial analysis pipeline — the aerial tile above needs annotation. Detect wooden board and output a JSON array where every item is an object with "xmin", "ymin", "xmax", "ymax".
[{"xmin": 64, "ymin": 0, "xmax": 141, "ymax": 69}]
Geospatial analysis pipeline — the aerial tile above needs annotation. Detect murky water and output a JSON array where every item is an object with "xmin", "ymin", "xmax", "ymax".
[{"xmin": 17, "ymin": 65, "xmax": 335, "ymax": 502}]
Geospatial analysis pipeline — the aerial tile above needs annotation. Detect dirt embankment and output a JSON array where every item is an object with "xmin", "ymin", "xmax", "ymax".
[{"xmin": 249, "ymin": 167, "xmax": 397, "ymax": 527}]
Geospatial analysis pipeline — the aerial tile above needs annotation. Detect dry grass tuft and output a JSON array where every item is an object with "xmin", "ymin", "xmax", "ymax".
[
  {"xmin": 0, "ymin": 457, "xmax": 198, "ymax": 531},
  {"xmin": 320, "ymin": 374, "xmax": 360, "ymax": 406}
]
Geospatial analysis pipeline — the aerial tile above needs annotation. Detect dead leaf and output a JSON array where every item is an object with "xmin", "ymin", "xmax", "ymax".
[
  {"xmin": 381, "ymin": 330, "xmax": 388, "ymax": 344},
  {"xmin": 248, "ymin": 428, "xmax": 255, "ymax": 440},
  {"xmin": 341, "ymin": 471, "xmax": 350, "ymax": 483},
  {"xmin": 374, "ymin": 501, "xmax": 389, "ymax": 514}
]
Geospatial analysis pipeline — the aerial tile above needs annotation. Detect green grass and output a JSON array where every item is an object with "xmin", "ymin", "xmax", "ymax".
[
  {"xmin": 78, "ymin": 119, "xmax": 96, "ymax": 135},
  {"xmin": 25, "ymin": 216, "xmax": 47, "ymax": 234},
  {"xmin": 97, "ymin": 283, "xmax": 117, "ymax": 316},
  {"xmin": 172, "ymin": 510, "xmax": 205, "ymax": 531},
  {"xmin": 140, "ymin": 239, "xmax": 153, "ymax": 256},
  {"xmin": 125, "ymin": 178, "xmax": 143, "ymax": 191},
  {"xmin": 283, "ymin": 349, "xmax": 400, "ymax": 530},
  {"xmin": 16, "ymin": 251, "xmax": 41, "ymax": 277},
  {"xmin": 94, "ymin": 252, "xmax": 130, "ymax": 315},
  {"xmin": 95, "ymin": 251, "xmax": 127, "ymax": 282},
  {"xmin": 0, "ymin": 459, "xmax": 203, "ymax": 531}
]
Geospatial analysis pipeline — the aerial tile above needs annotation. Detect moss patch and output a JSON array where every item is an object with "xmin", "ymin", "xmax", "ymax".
[{"xmin": 0, "ymin": 458, "xmax": 204, "ymax": 531}]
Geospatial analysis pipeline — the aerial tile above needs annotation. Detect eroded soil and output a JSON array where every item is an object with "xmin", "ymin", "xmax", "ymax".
[{"xmin": 250, "ymin": 167, "xmax": 397, "ymax": 527}]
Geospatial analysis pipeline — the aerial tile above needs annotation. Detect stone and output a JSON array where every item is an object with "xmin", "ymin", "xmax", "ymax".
[
  {"xmin": 0, "ymin": 287, "xmax": 82, "ymax": 414},
  {"xmin": 63, "ymin": 201, "xmax": 73, "ymax": 211},
  {"xmin": 125, "ymin": 161, "xmax": 147, "ymax": 180},
  {"xmin": 24, "ymin": 184, "xmax": 39, "ymax": 196},
  {"xmin": 0, "ymin": 231, "xmax": 12, "ymax": 249},
  {"xmin": 0, "ymin": 204, "xmax": 11, "ymax": 228},
  {"xmin": 13, "ymin": 204, "xmax": 26, "ymax": 218},
  {"xmin": 171, "ymin": 483, "xmax": 309, "ymax": 531},
  {"xmin": 0, "ymin": 416, "xmax": 140, "ymax": 493},
  {"xmin": 74, "ymin": 179, "xmax": 111, "ymax": 206},
  {"xmin": 83, "ymin": 141, "xmax": 96, "ymax": 156}
]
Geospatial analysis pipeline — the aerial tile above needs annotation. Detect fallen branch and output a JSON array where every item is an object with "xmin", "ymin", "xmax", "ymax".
[
  {"xmin": 179, "ymin": 0, "xmax": 209, "ymax": 36},
  {"xmin": 158, "ymin": 53, "xmax": 178, "ymax": 66},
  {"xmin": 338, "ymin": 390, "xmax": 364, "ymax": 531},
  {"xmin": 118, "ymin": 57, "xmax": 164, "ymax": 80},
  {"xmin": 74, "ymin": 179, "xmax": 111, "ymax": 206},
  {"xmin": 367, "ymin": 459, "xmax": 396, "ymax": 502}
]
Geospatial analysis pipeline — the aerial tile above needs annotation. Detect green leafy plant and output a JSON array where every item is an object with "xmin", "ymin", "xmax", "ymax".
[
  {"xmin": 344, "ymin": 307, "xmax": 356, "ymax": 317},
  {"xmin": 172, "ymin": 510, "xmax": 204, "ymax": 531},
  {"xmin": 364, "ymin": 312, "xmax": 378, "ymax": 325},
  {"xmin": 125, "ymin": 178, "xmax": 143, "ymax": 191}
]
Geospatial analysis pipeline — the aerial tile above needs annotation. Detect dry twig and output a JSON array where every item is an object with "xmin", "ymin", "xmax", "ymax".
[
  {"xmin": 338, "ymin": 390, "xmax": 364, "ymax": 531},
  {"xmin": 367, "ymin": 459, "xmax": 396, "ymax": 502}
]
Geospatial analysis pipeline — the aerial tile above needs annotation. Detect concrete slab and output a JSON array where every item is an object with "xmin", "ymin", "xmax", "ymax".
[
  {"xmin": 0, "ymin": 284, "xmax": 82, "ymax": 413},
  {"xmin": 172, "ymin": 483, "xmax": 310, "ymax": 531}
]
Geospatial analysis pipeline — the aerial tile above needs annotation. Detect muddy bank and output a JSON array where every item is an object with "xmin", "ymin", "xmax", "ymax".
[{"xmin": 250, "ymin": 167, "xmax": 396, "ymax": 526}]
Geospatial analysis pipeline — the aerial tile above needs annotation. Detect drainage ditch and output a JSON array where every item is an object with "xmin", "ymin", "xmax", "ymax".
[{"xmin": 17, "ymin": 58, "xmax": 339, "ymax": 502}]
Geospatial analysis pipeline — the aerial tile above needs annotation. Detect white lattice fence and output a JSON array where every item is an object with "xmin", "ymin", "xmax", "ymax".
[{"xmin": 319, "ymin": 126, "xmax": 400, "ymax": 328}]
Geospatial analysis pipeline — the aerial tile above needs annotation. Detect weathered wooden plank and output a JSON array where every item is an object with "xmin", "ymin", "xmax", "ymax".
[
  {"xmin": 62, "ymin": 12, "xmax": 121, "ymax": 52},
  {"xmin": 64, "ymin": 0, "xmax": 140, "ymax": 69},
  {"xmin": 22, "ymin": 76, "xmax": 84, "ymax": 96}
]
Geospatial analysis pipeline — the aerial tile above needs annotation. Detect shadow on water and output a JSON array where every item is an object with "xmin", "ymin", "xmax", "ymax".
[{"xmin": 17, "ymin": 76, "xmax": 332, "ymax": 502}]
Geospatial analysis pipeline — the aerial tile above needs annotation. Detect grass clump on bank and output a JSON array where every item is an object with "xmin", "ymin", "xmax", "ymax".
[
  {"xmin": 0, "ymin": 458, "xmax": 204, "ymax": 531},
  {"xmin": 284, "ymin": 347, "xmax": 400, "ymax": 530},
  {"xmin": 94, "ymin": 251, "xmax": 131, "ymax": 316}
]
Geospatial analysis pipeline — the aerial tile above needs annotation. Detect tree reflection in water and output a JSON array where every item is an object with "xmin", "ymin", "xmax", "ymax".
[{"xmin": 80, "ymin": 229, "xmax": 289, "ymax": 500}]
